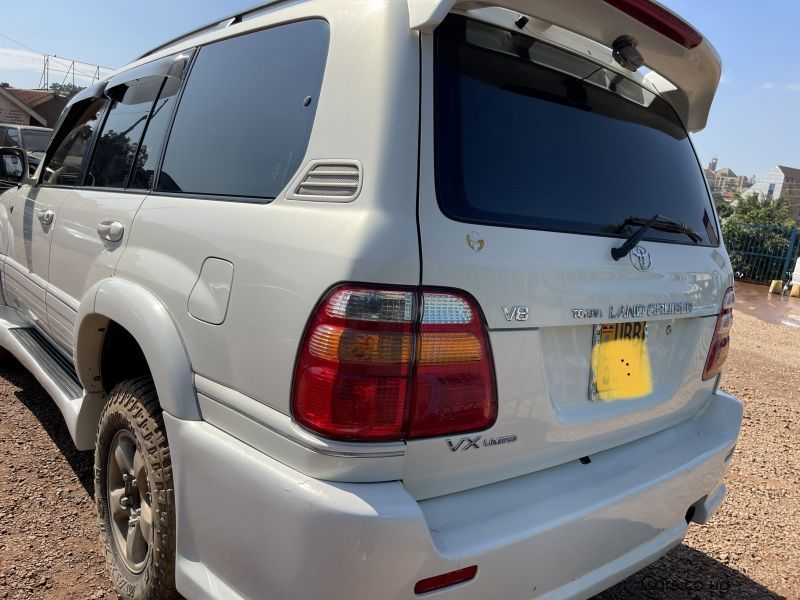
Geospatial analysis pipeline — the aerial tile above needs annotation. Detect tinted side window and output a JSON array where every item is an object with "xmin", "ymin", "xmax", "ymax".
[
  {"xmin": 44, "ymin": 99, "xmax": 106, "ymax": 186},
  {"xmin": 128, "ymin": 76, "xmax": 181, "ymax": 190},
  {"xmin": 85, "ymin": 77, "xmax": 163, "ymax": 188},
  {"xmin": 158, "ymin": 19, "xmax": 329, "ymax": 199}
]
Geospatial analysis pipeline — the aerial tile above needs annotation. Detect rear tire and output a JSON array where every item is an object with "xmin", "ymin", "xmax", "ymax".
[{"xmin": 94, "ymin": 377, "xmax": 178, "ymax": 600}]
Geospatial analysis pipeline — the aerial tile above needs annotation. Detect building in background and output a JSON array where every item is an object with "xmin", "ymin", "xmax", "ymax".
[
  {"xmin": 742, "ymin": 165, "xmax": 800, "ymax": 225},
  {"xmin": 0, "ymin": 87, "xmax": 68, "ymax": 128},
  {"xmin": 704, "ymin": 158, "xmax": 750, "ymax": 201}
]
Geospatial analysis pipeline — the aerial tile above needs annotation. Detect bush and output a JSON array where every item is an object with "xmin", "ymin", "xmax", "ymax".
[{"xmin": 721, "ymin": 195, "xmax": 798, "ymax": 282}]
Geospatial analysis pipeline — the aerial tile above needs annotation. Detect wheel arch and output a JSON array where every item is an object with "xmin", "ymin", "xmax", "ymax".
[{"xmin": 73, "ymin": 278, "xmax": 199, "ymax": 449}]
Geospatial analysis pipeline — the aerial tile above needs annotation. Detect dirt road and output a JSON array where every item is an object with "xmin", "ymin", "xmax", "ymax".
[{"xmin": 1, "ymin": 310, "xmax": 798, "ymax": 599}]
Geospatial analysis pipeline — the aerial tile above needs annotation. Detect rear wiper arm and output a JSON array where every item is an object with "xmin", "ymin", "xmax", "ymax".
[{"xmin": 611, "ymin": 214, "xmax": 702, "ymax": 261}]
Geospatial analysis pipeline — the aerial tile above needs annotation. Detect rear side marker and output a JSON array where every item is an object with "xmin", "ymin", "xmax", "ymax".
[{"xmin": 415, "ymin": 566, "xmax": 478, "ymax": 595}]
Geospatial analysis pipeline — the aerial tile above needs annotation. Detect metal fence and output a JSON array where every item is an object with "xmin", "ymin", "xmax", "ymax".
[{"xmin": 723, "ymin": 221, "xmax": 800, "ymax": 284}]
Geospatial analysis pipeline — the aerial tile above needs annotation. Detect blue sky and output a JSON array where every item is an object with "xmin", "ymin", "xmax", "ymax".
[{"xmin": 1, "ymin": 1, "xmax": 797, "ymax": 178}]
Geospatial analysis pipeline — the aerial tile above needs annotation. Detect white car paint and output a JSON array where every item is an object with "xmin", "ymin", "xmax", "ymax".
[{"xmin": 0, "ymin": 1, "xmax": 741, "ymax": 598}]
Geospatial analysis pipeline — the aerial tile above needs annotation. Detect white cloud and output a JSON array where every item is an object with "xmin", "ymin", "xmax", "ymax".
[
  {"xmin": 0, "ymin": 47, "xmax": 44, "ymax": 72},
  {"xmin": 786, "ymin": 83, "xmax": 800, "ymax": 91},
  {"xmin": 761, "ymin": 81, "xmax": 775, "ymax": 89}
]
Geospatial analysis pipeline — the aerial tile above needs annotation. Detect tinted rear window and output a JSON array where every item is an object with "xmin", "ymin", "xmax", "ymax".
[
  {"xmin": 157, "ymin": 19, "xmax": 329, "ymax": 199},
  {"xmin": 434, "ymin": 16, "xmax": 718, "ymax": 246}
]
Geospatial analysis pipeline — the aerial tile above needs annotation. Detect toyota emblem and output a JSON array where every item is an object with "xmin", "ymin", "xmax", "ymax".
[{"xmin": 630, "ymin": 246, "xmax": 651, "ymax": 271}]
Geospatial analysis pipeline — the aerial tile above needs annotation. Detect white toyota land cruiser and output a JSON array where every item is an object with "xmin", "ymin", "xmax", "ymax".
[{"xmin": 0, "ymin": 1, "xmax": 742, "ymax": 599}]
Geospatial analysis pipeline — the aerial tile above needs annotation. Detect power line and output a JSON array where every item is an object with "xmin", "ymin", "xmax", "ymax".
[
  {"xmin": 0, "ymin": 30, "xmax": 114, "ymax": 70},
  {"xmin": 0, "ymin": 29, "xmax": 114, "ymax": 90},
  {"xmin": 0, "ymin": 31, "xmax": 40, "ymax": 55}
]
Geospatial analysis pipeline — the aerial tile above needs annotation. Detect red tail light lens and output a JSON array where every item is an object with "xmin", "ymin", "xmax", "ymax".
[
  {"xmin": 292, "ymin": 285, "xmax": 497, "ymax": 441},
  {"xmin": 603, "ymin": 0, "xmax": 703, "ymax": 49},
  {"xmin": 703, "ymin": 287, "xmax": 734, "ymax": 380}
]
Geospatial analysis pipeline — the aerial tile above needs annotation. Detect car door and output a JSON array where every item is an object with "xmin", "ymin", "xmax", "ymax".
[
  {"xmin": 3, "ymin": 100, "xmax": 106, "ymax": 333},
  {"xmin": 46, "ymin": 58, "xmax": 187, "ymax": 353}
]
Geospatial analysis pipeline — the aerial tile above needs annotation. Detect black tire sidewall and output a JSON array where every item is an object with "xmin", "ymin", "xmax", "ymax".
[{"xmin": 94, "ymin": 378, "xmax": 176, "ymax": 600}]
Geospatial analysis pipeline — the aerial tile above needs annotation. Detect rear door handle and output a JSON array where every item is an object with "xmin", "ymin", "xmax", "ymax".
[
  {"xmin": 97, "ymin": 220, "xmax": 124, "ymax": 242},
  {"xmin": 37, "ymin": 209, "xmax": 54, "ymax": 226}
]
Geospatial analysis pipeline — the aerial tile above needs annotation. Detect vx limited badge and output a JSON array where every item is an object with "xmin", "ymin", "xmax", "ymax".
[{"xmin": 446, "ymin": 434, "xmax": 518, "ymax": 452}]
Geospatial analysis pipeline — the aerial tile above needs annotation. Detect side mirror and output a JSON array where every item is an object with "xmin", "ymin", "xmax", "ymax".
[{"xmin": 0, "ymin": 147, "xmax": 29, "ymax": 186}]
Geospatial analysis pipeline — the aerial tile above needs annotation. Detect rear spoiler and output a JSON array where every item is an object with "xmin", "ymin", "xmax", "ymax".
[{"xmin": 408, "ymin": 0, "xmax": 721, "ymax": 131}]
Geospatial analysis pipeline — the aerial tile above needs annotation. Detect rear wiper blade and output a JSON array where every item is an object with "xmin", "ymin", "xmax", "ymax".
[
  {"xmin": 611, "ymin": 214, "xmax": 702, "ymax": 261},
  {"xmin": 619, "ymin": 215, "xmax": 703, "ymax": 243}
]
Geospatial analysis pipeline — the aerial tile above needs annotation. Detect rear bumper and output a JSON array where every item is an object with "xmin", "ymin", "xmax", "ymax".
[{"xmin": 166, "ymin": 389, "xmax": 742, "ymax": 600}]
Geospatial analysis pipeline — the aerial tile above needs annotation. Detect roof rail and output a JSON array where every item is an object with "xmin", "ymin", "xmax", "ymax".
[
  {"xmin": 408, "ymin": 0, "xmax": 721, "ymax": 131},
  {"xmin": 136, "ymin": 0, "xmax": 286, "ymax": 61}
]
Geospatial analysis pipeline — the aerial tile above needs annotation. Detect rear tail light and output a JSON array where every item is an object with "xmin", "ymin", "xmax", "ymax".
[
  {"xmin": 703, "ymin": 287, "xmax": 734, "ymax": 380},
  {"xmin": 292, "ymin": 285, "xmax": 497, "ymax": 441},
  {"xmin": 603, "ymin": 0, "xmax": 703, "ymax": 49}
]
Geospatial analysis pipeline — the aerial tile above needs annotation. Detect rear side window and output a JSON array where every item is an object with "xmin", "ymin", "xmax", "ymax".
[
  {"xmin": 158, "ymin": 19, "xmax": 329, "ymax": 199},
  {"xmin": 128, "ymin": 76, "xmax": 181, "ymax": 190},
  {"xmin": 85, "ymin": 77, "xmax": 163, "ymax": 188},
  {"xmin": 434, "ymin": 15, "xmax": 718, "ymax": 246}
]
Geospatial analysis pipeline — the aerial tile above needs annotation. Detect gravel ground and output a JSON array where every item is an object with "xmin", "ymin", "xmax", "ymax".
[
  {"xmin": 595, "ymin": 311, "xmax": 800, "ymax": 600},
  {"xmin": 0, "ymin": 311, "xmax": 798, "ymax": 599}
]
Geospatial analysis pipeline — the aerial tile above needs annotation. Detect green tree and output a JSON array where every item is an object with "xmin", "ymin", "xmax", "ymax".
[
  {"xmin": 714, "ymin": 197, "xmax": 734, "ymax": 219},
  {"xmin": 722, "ymin": 194, "xmax": 798, "ymax": 282},
  {"xmin": 728, "ymin": 193, "xmax": 794, "ymax": 227},
  {"xmin": 49, "ymin": 83, "xmax": 84, "ymax": 99},
  {"xmin": 0, "ymin": 82, "xmax": 10, "ymax": 88}
]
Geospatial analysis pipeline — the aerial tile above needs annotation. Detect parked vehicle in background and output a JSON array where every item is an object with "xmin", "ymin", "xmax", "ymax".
[
  {"xmin": 0, "ymin": 123, "xmax": 52, "ymax": 155},
  {"xmin": 0, "ymin": 1, "xmax": 742, "ymax": 599},
  {"xmin": 0, "ymin": 123, "xmax": 52, "ymax": 179}
]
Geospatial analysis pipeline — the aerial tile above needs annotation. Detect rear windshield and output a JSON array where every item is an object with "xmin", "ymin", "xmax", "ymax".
[
  {"xmin": 434, "ymin": 15, "xmax": 718, "ymax": 246},
  {"xmin": 20, "ymin": 129, "xmax": 51, "ymax": 153}
]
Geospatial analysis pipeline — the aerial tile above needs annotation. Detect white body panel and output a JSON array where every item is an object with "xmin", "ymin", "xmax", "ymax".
[
  {"xmin": 4, "ymin": 186, "xmax": 67, "ymax": 330},
  {"xmin": 167, "ymin": 389, "xmax": 741, "ymax": 600},
  {"xmin": 0, "ymin": 1, "xmax": 743, "ymax": 598},
  {"xmin": 47, "ymin": 188, "xmax": 146, "ymax": 350}
]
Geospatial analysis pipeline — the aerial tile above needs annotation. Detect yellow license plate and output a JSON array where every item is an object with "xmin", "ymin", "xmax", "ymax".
[{"xmin": 590, "ymin": 322, "xmax": 653, "ymax": 402}]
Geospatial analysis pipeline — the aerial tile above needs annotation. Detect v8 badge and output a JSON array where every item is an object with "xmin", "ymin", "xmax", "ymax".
[{"xmin": 502, "ymin": 305, "xmax": 529, "ymax": 322}]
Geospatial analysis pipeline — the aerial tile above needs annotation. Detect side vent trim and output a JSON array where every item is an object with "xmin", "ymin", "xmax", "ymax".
[{"xmin": 286, "ymin": 159, "xmax": 362, "ymax": 203}]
